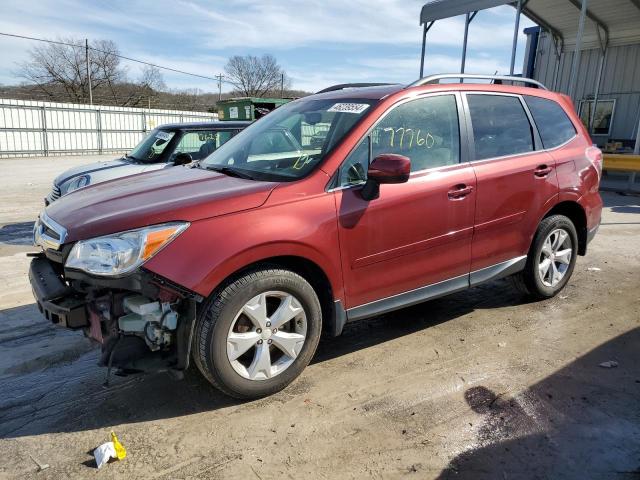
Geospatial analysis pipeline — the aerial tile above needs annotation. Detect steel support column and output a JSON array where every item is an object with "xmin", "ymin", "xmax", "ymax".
[
  {"xmin": 509, "ymin": 0, "xmax": 522, "ymax": 75},
  {"xmin": 419, "ymin": 21, "xmax": 434, "ymax": 78},
  {"xmin": 461, "ymin": 11, "xmax": 478, "ymax": 79},
  {"xmin": 568, "ymin": 0, "xmax": 588, "ymax": 100}
]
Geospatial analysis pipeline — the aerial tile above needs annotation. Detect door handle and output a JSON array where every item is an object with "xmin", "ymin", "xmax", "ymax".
[
  {"xmin": 534, "ymin": 164, "xmax": 553, "ymax": 177},
  {"xmin": 447, "ymin": 184, "xmax": 474, "ymax": 200}
]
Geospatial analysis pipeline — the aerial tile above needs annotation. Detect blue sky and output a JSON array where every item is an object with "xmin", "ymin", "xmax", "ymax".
[{"xmin": 0, "ymin": 0, "xmax": 534, "ymax": 93}]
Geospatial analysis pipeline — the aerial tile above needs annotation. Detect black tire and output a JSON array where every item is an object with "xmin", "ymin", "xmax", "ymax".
[
  {"xmin": 193, "ymin": 266, "xmax": 322, "ymax": 399},
  {"xmin": 510, "ymin": 214, "xmax": 578, "ymax": 299}
]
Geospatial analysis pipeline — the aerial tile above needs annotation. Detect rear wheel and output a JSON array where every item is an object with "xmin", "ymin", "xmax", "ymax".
[
  {"xmin": 510, "ymin": 214, "xmax": 578, "ymax": 299},
  {"xmin": 193, "ymin": 266, "xmax": 322, "ymax": 399}
]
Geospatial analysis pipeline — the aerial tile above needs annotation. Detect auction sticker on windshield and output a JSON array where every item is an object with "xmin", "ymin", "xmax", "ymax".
[
  {"xmin": 155, "ymin": 131, "xmax": 174, "ymax": 141},
  {"xmin": 328, "ymin": 103, "xmax": 370, "ymax": 114}
]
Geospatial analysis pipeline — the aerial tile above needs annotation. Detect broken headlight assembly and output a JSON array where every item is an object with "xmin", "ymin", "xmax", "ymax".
[{"xmin": 65, "ymin": 222, "xmax": 189, "ymax": 276}]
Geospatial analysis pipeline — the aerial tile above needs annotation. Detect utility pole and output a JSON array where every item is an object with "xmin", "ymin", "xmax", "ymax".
[
  {"xmin": 280, "ymin": 73, "xmax": 284, "ymax": 98},
  {"xmin": 217, "ymin": 74, "xmax": 223, "ymax": 101},
  {"xmin": 85, "ymin": 38, "xmax": 93, "ymax": 105}
]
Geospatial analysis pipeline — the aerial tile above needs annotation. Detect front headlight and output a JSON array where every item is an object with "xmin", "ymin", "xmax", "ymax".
[
  {"xmin": 65, "ymin": 222, "xmax": 189, "ymax": 276},
  {"xmin": 62, "ymin": 175, "xmax": 90, "ymax": 195}
]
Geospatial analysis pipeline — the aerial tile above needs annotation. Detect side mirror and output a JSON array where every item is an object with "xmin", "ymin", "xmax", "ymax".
[
  {"xmin": 361, "ymin": 154, "xmax": 411, "ymax": 201},
  {"xmin": 174, "ymin": 152, "xmax": 192, "ymax": 165}
]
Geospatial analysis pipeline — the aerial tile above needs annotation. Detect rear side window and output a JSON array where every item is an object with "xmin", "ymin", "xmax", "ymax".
[
  {"xmin": 467, "ymin": 94, "xmax": 534, "ymax": 160},
  {"xmin": 524, "ymin": 95, "xmax": 576, "ymax": 149}
]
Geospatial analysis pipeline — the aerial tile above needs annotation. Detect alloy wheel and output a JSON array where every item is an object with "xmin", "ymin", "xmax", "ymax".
[
  {"xmin": 538, "ymin": 228, "xmax": 573, "ymax": 287},
  {"xmin": 226, "ymin": 291, "xmax": 307, "ymax": 380}
]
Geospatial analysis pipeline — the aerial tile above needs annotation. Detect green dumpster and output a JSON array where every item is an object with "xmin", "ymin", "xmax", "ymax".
[{"xmin": 217, "ymin": 97, "xmax": 291, "ymax": 121}]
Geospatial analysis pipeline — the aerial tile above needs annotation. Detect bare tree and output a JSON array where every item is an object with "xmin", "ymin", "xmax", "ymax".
[
  {"xmin": 224, "ymin": 54, "xmax": 290, "ymax": 97},
  {"xmin": 19, "ymin": 38, "xmax": 123, "ymax": 103},
  {"xmin": 119, "ymin": 66, "xmax": 167, "ymax": 107}
]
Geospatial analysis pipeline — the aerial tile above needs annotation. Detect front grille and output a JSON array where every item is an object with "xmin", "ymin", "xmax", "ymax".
[
  {"xmin": 49, "ymin": 184, "xmax": 61, "ymax": 202},
  {"xmin": 34, "ymin": 212, "xmax": 67, "ymax": 251}
]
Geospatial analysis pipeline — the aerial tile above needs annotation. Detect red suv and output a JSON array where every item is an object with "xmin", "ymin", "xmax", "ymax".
[{"xmin": 29, "ymin": 74, "xmax": 602, "ymax": 399}]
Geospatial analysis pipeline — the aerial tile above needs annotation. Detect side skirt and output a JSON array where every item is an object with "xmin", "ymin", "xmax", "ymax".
[{"xmin": 336, "ymin": 255, "xmax": 527, "ymax": 333}]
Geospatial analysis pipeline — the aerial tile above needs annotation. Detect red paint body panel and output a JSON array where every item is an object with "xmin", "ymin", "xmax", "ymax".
[
  {"xmin": 45, "ymin": 82, "xmax": 602, "ymax": 311},
  {"xmin": 335, "ymin": 163, "xmax": 476, "ymax": 307},
  {"xmin": 469, "ymin": 149, "xmax": 558, "ymax": 271},
  {"xmin": 46, "ymin": 167, "xmax": 277, "ymax": 241},
  {"xmin": 550, "ymin": 127, "xmax": 602, "ymax": 230},
  {"xmin": 144, "ymin": 171, "xmax": 345, "ymax": 300}
]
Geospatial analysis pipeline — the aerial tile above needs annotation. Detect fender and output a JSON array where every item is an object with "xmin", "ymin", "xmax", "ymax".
[
  {"xmin": 198, "ymin": 240, "xmax": 344, "ymax": 303},
  {"xmin": 145, "ymin": 190, "xmax": 344, "ymax": 303}
]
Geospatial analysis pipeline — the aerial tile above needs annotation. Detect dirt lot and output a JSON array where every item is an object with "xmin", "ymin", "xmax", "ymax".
[{"xmin": 0, "ymin": 155, "xmax": 639, "ymax": 479}]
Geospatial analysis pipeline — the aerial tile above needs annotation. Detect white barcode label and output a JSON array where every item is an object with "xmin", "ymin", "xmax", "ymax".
[{"xmin": 327, "ymin": 103, "xmax": 370, "ymax": 114}]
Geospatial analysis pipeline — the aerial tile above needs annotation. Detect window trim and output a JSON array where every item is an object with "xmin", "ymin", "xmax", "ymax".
[
  {"xmin": 328, "ymin": 91, "xmax": 469, "ymax": 192},
  {"xmin": 462, "ymin": 92, "xmax": 542, "ymax": 164}
]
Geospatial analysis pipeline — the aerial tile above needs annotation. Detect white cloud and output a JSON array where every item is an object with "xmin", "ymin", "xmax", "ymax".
[
  {"xmin": 0, "ymin": 0, "xmax": 535, "ymax": 93},
  {"xmin": 145, "ymin": 0, "xmax": 531, "ymax": 50},
  {"xmin": 286, "ymin": 51, "xmax": 515, "ymax": 93}
]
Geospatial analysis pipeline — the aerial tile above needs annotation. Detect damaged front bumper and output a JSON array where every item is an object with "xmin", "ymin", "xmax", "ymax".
[
  {"xmin": 28, "ymin": 253, "xmax": 198, "ymax": 374},
  {"xmin": 29, "ymin": 256, "xmax": 88, "ymax": 329}
]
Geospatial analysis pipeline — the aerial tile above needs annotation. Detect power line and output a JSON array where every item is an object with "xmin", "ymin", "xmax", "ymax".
[{"xmin": 0, "ymin": 31, "xmax": 229, "ymax": 83}]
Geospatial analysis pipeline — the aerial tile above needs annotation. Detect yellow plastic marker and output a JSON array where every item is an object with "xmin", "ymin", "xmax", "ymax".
[{"xmin": 110, "ymin": 431, "xmax": 127, "ymax": 461}]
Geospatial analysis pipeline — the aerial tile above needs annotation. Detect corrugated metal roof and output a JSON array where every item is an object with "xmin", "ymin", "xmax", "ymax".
[
  {"xmin": 524, "ymin": 0, "xmax": 640, "ymax": 49},
  {"xmin": 420, "ymin": 0, "xmax": 640, "ymax": 50},
  {"xmin": 420, "ymin": 0, "xmax": 511, "ymax": 23}
]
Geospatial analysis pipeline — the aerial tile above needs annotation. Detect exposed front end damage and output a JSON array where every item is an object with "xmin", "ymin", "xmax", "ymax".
[{"xmin": 29, "ymin": 253, "xmax": 198, "ymax": 378}]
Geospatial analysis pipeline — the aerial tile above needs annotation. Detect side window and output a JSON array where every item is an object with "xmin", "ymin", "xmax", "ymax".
[
  {"xmin": 372, "ymin": 95, "xmax": 460, "ymax": 172},
  {"xmin": 338, "ymin": 137, "xmax": 369, "ymax": 186},
  {"xmin": 467, "ymin": 94, "xmax": 534, "ymax": 160},
  {"xmin": 174, "ymin": 130, "xmax": 238, "ymax": 161},
  {"xmin": 525, "ymin": 95, "xmax": 577, "ymax": 148},
  {"xmin": 337, "ymin": 95, "xmax": 461, "ymax": 186}
]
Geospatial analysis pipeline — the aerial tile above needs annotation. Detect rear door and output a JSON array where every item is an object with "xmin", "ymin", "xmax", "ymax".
[
  {"xmin": 333, "ymin": 93, "xmax": 477, "ymax": 311},
  {"xmin": 463, "ymin": 93, "xmax": 558, "ymax": 278}
]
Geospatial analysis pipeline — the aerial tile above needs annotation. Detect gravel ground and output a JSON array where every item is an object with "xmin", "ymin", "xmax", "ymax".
[{"xmin": 0, "ymin": 155, "xmax": 638, "ymax": 479}]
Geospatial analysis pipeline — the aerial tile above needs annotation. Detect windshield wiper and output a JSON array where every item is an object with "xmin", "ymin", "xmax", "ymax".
[{"xmin": 204, "ymin": 165, "xmax": 255, "ymax": 180}]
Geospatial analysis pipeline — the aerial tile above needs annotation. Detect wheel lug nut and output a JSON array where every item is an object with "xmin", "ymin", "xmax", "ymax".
[
  {"xmin": 272, "ymin": 328, "xmax": 277, "ymax": 333},
  {"xmin": 257, "ymin": 328, "xmax": 262, "ymax": 333},
  {"xmin": 268, "ymin": 339, "xmax": 272, "ymax": 344},
  {"xmin": 258, "ymin": 339, "xmax": 263, "ymax": 344},
  {"xmin": 266, "ymin": 321, "xmax": 271, "ymax": 327}
]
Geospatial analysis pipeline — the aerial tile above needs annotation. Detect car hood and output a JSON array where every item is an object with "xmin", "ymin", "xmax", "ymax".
[
  {"xmin": 54, "ymin": 157, "xmax": 133, "ymax": 185},
  {"xmin": 45, "ymin": 167, "xmax": 278, "ymax": 242}
]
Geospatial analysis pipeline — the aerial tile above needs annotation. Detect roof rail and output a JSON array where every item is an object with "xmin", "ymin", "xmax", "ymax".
[
  {"xmin": 407, "ymin": 74, "xmax": 548, "ymax": 90},
  {"xmin": 316, "ymin": 83, "xmax": 396, "ymax": 94}
]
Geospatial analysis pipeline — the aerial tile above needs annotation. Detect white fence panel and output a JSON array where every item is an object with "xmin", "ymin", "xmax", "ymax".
[{"xmin": 0, "ymin": 98, "xmax": 217, "ymax": 158}]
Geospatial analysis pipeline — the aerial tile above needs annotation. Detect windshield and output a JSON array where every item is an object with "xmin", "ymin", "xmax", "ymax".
[
  {"xmin": 201, "ymin": 98, "xmax": 377, "ymax": 181},
  {"xmin": 128, "ymin": 129, "xmax": 176, "ymax": 163}
]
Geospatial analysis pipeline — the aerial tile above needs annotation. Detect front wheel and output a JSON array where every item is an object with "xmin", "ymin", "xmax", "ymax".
[
  {"xmin": 193, "ymin": 266, "xmax": 322, "ymax": 399},
  {"xmin": 510, "ymin": 214, "xmax": 578, "ymax": 299}
]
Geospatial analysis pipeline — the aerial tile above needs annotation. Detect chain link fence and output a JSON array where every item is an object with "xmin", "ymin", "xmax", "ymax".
[{"xmin": 0, "ymin": 98, "xmax": 217, "ymax": 158}]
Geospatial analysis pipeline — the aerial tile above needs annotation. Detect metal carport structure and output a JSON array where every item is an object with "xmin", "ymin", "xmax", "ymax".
[{"xmin": 418, "ymin": 0, "xmax": 640, "ymax": 153}]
